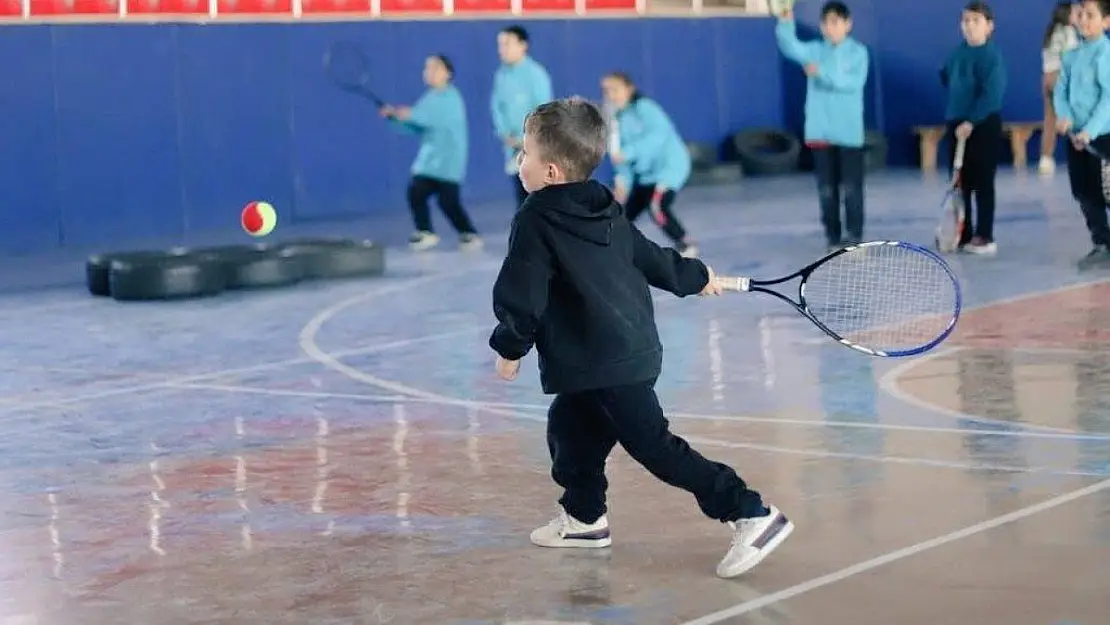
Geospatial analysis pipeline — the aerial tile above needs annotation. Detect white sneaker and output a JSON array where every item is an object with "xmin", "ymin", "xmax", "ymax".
[
  {"xmin": 530, "ymin": 509, "xmax": 612, "ymax": 549},
  {"xmin": 716, "ymin": 504, "xmax": 794, "ymax": 578},
  {"xmin": 408, "ymin": 231, "xmax": 440, "ymax": 251},
  {"xmin": 1038, "ymin": 156, "xmax": 1056, "ymax": 176},
  {"xmin": 963, "ymin": 238, "xmax": 997, "ymax": 255},
  {"xmin": 458, "ymin": 233, "xmax": 484, "ymax": 251}
]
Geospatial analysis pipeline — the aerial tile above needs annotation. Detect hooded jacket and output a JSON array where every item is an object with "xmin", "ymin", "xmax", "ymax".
[{"xmin": 489, "ymin": 180, "xmax": 710, "ymax": 394}]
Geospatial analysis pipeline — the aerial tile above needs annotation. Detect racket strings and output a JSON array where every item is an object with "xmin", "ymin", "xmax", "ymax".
[
  {"xmin": 326, "ymin": 44, "xmax": 370, "ymax": 89},
  {"xmin": 801, "ymin": 244, "xmax": 958, "ymax": 354}
]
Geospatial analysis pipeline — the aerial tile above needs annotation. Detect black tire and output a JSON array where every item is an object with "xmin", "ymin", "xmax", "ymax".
[
  {"xmin": 688, "ymin": 163, "xmax": 744, "ymax": 187},
  {"xmin": 109, "ymin": 253, "xmax": 227, "ymax": 301},
  {"xmin": 86, "ymin": 248, "xmax": 191, "ymax": 297},
  {"xmin": 194, "ymin": 244, "xmax": 306, "ymax": 290},
  {"xmin": 732, "ymin": 128, "xmax": 802, "ymax": 175},
  {"xmin": 280, "ymin": 238, "xmax": 385, "ymax": 280},
  {"xmin": 686, "ymin": 141, "xmax": 718, "ymax": 172}
]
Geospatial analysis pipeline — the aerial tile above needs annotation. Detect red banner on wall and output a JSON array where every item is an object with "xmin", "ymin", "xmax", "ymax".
[
  {"xmin": 128, "ymin": 0, "xmax": 206, "ymax": 13},
  {"xmin": 216, "ymin": 0, "xmax": 291, "ymax": 14},
  {"xmin": 30, "ymin": 0, "xmax": 117, "ymax": 15},
  {"xmin": 378, "ymin": 0, "xmax": 440, "ymax": 12},
  {"xmin": 0, "ymin": 0, "xmax": 22, "ymax": 15},
  {"xmin": 454, "ymin": 0, "xmax": 511, "ymax": 13},
  {"xmin": 300, "ymin": 0, "xmax": 371, "ymax": 14}
]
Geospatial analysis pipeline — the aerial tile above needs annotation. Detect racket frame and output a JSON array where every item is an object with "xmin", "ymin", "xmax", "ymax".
[
  {"xmin": 935, "ymin": 136, "xmax": 967, "ymax": 253},
  {"xmin": 718, "ymin": 240, "xmax": 962, "ymax": 358},
  {"xmin": 323, "ymin": 41, "xmax": 386, "ymax": 107}
]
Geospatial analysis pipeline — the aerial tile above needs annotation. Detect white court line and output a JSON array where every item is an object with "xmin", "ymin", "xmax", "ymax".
[
  {"xmin": 169, "ymin": 382, "xmax": 1110, "ymax": 441},
  {"xmin": 0, "ymin": 267, "xmax": 496, "ymax": 415},
  {"xmin": 682, "ymin": 435, "xmax": 1106, "ymax": 477},
  {"xmin": 173, "ymin": 382, "xmax": 1104, "ymax": 477},
  {"xmin": 878, "ymin": 277, "xmax": 1110, "ymax": 434},
  {"xmin": 298, "ymin": 267, "xmax": 1110, "ymax": 625},
  {"xmin": 678, "ymin": 477, "xmax": 1110, "ymax": 625}
]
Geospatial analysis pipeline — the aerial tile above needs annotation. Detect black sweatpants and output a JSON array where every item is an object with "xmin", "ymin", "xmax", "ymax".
[
  {"xmin": 945, "ymin": 114, "xmax": 1002, "ymax": 244},
  {"xmin": 1066, "ymin": 134, "xmax": 1110, "ymax": 247},
  {"xmin": 624, "ymin": 184, "xmax": 688, "ymax": 244},
  {"xmin": 547, "ymin": 379, "xmax": 768, "ymax": 524},
  {"xmin": 407, "ymin": 175, "xmax": 478, "ymax": 235},
  {"xmin": 812, "ymin": 145, "xmax": 865, "ymax": 244},
  {"xmin": 511, "ymin": 174, "xmax": 528, "ymax": 210}
]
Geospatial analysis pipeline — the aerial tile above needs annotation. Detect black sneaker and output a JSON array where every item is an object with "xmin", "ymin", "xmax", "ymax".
[{"xmin": 1077, "ymin": 244, "xmax": 1110, "ymax": 270}]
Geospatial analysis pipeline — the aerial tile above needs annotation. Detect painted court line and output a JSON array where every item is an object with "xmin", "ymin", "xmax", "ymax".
[
  {"xmin": 169, "ymin": 382, "xmax": 1110, "ymax": 442},
  {"xmin": 878, "ymin": 277, "xmax": 1110, "ymax": 435},
  {"xmin": 679, "ymin": 477, "xmax": 1110, "ymax": 625}
]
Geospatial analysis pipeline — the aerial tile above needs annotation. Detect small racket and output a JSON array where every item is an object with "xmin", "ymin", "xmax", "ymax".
[
  {"xmin": 324, "ymin": 42, "xmax": 385, "ymax": 106},
  {"xmin": 935, "ymin": 136, "xmax": 967, "ymax": 253},
  {"xmin": 717, "ymin": 240, "xmax": 962, "ymax": 357}
]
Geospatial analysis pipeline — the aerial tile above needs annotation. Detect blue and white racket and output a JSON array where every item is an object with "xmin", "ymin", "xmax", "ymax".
[{"xmin": 717, "ymin": 240, "xmax": 962, "ymax": 357}]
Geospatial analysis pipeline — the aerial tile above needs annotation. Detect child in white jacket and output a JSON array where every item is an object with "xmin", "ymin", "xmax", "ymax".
[{"xmin": 1041, "ymin": 1, "xmax": 1081, "ymax": 174}]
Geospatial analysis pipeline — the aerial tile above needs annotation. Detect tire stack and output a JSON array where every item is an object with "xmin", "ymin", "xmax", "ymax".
[{"xmin": 86, "ymin": 237, "xmax": 386, "ymax": 301}]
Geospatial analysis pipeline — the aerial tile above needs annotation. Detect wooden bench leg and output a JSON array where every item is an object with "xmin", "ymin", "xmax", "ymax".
[
  {"xmin": 919, "ymin": 131, "xmax": 942, "ymax": 172},
  {"xmin": 1010, "ymin": 129, "xmax": 1032, "ymax": 169}
]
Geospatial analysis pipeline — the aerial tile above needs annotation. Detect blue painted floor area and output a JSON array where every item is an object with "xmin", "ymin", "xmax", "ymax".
[{"xmin": 1, "ymin": 169, "xmax": 1109, "ymax": 625}]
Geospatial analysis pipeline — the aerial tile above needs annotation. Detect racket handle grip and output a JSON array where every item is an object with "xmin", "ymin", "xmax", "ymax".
[{"xmin": 717, "ymin": 276, "xmax": 750, "ymax": 292}]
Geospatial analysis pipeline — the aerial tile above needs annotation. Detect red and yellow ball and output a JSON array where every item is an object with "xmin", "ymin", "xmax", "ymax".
[{"xmin": 241, "ymin": 201, "xmax": 277, "ymax": 237}]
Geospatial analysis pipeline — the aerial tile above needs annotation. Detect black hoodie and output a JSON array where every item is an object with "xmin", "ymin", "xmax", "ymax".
[{"xmin": 489, "ymin": 180, "xmax": 710, "ymax": 394}]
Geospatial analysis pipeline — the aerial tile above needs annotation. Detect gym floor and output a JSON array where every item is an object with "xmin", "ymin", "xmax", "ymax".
[{"xmin": 1, "ymin": 170, "xmax": 1108, "ymax": 625}]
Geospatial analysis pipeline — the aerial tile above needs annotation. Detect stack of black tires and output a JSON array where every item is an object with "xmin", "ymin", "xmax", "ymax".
[{"xmin": 86, "ymin": 237, "xmax": 385, "ymax": 301}]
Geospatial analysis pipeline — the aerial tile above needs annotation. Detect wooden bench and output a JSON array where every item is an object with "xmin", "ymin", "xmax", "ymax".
[{"xmin": 913, "ymin": 121, "xmax": 1041, "ymax": 172}]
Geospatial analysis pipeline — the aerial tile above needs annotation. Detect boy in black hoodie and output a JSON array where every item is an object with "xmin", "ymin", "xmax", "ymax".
[{"xmin": 488, "ymin": 97, "xmax": 793, "ymax": 579}]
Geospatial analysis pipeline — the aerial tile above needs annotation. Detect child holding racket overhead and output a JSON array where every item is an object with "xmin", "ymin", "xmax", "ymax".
[
  {"xmin": 1053, "ymin": 0, "xmax": 1110, "ymax": 269},
  {"xmin": 382, "ymin": 54, "xmax": 482, "ymax": 252},
  {"xmin": 775, "ymin": 1, "xmax": 870, "ymax": 252},
  {"xmin": 491, "ymin": 25, "xmax": 554, "ymax": 210},
  {"xmin": 602, "ymin": 72, "xmax": 700, "ymax": 258},
  {"xmin": 939, "ymin": 1, "xmax": 1007, "ymax": 255},
  {"xmin": 488, "ymin": 97, "xmax": 792, "ymax": 579}
]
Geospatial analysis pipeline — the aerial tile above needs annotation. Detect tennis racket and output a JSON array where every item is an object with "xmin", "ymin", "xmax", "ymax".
[
  {"xmin": 935, "ymin": 136, "xmax": 967, "ymax": 253},
  {"xmin": 717, "ymin": 240, "xmax": 962, "ymax": 357},
  {"xmin": 324, "ymin": 42, "xmax": 385, "ymax": 106},
  {"xmin": 1078, "ymin": 135, "xmax": 1110, "ymax": 202}
]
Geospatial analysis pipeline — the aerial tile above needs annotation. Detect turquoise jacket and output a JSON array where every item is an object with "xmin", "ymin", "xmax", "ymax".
[
  {"xmin": 775, "ymin": 19, "xmax": 869, "ymax": 147},
  {"xmin": 1054, "ymin": 35, "xmax": 1110, "ymax": 139},
  {"xmin": 941, "ymin": 40, "xmax": 1006, "ymax": 123},
  {"xmin": 611, "ymin": 96, "xmax": 691, "ymax": 191},
  {"xmin": 389, "ymin": 85, "xmax": 468, "ymax": 183},
  {"xmin": 491, "ymin": 56, "xmax": 553, "ymax": 173}
]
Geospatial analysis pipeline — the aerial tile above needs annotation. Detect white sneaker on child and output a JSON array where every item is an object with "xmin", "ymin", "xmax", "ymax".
[
  {"xmin": 408, "ymin": 231, "xmax": 440, "ymax": 251},
  {"xmin": 1038, "ymin": 156, "xmax": 1056, "ymax": 175},
  {"xmin": 530, "ymin": 509, "xmax": 612, "ymax": 548},
  {"xmin": 716, "ymin": 504, "xmax": 794, "ymax": 578}
]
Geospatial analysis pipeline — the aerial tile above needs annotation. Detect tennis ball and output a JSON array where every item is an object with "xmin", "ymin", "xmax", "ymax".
[{"xmin": 241, "ymin": 201, "xmax": 277, "ymax": 237}]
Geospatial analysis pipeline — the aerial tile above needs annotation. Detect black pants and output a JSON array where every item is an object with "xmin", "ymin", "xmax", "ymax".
[
  {"xmin": 812, "ymin": 145, "xmax": 865, "ymax": 244},
  {"xmin": 547, "ymin": 380, "xmax": 768, "ymax": 524},
  {"xmin": 946, "ymin": 114, "xmax": 1002, "ymax": 244},
  {"xmin": 407, "ymin": 175, "xmax": 478, "ymax": 235},
  {"xmin": 624, "ymin": 184, "xmax": 688, "ymax": 243},
  {"xmin": 511, "ymin": 175, "xmax": 529, "ymax": 210},
  {"xmin": 1066, "ymin": 135, "xmax": 1110, "ymax": 247}
]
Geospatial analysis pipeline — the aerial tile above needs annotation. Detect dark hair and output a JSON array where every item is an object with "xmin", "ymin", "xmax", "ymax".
[
  {"xmin": 431, "ymin": 54, "xmax": 455, "ymax": 78},
  {"xmin": 964, "ymin": 1, "xmax": 993, "ymax": 21},
  {"xmin": 821, "ymin": 1, "xmax": 850, "ymax": 19},
  {"xmin": 1085, "ymin": 0, "xmax": 1110, "ymax": 18},
  {"xmin": 524, "ymin": 97, "xmax": 608, "ymax": 182},
  {"xmin": 602, "ymin": 71, "xmax": 643, "ymax": 102},
  {"xmin": 500, "ymin": 25, "xmax": 530, "ymax": 44},
  {"xmin": 1044, "ymin": 1, "xmax": 1075, "ymax": 48}
]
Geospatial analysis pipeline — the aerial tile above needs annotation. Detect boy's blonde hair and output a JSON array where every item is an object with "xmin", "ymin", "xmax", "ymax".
[{"xmin": 523, "ymin": 97, "xmax": 608, "ymax": 182}]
